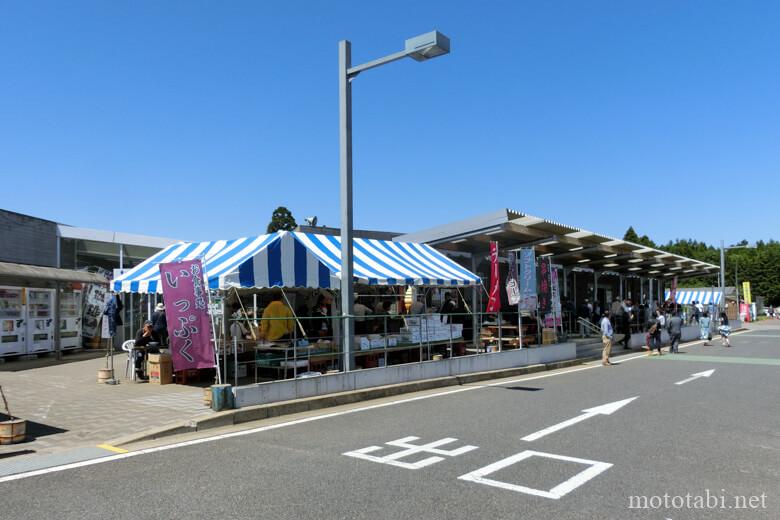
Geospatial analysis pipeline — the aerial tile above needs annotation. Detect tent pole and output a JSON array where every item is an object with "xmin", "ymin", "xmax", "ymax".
[
  {"xmin": 280, "ymin": 288, "xmax": 308, "ymax": 338},
  {"xmin": 233, "ymin": 287, "xmax": 257, "ymax": 341}
]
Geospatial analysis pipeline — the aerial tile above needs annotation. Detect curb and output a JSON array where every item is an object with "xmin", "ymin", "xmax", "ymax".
[{"xmin": 108, "ymin": 357, "xmax": 593, "ymax": 447}]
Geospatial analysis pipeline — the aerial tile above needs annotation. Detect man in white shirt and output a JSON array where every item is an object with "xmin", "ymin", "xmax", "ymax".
[{"xmin": 600, "ymin": 311, "xmax": 614, "ymax": 366}]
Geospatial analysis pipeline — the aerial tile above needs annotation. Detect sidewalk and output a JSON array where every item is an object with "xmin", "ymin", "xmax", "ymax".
[{"xmin": 0, "ymin": 352, "xmax": 213, "ymax": 457}]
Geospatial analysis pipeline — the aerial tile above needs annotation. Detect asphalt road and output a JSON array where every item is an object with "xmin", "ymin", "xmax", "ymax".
[{"xmin": 3, "ymin": 328, "xmax": 779, "ymax": 520}]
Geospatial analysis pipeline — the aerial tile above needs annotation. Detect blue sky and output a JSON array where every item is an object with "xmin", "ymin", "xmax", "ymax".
[{"xmin": 1, "ymin": 1, "xmax": 777, "ymax": 247}]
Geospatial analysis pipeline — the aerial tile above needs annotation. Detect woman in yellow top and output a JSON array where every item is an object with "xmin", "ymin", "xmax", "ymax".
[{"xmin": 259, "ymin": 289, "xmax": 295, "ymax": 341}]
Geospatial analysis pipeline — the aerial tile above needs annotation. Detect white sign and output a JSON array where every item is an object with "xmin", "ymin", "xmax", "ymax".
[{"xmin": 343, "ymin": 436, "xmax": 478, "ymax": 470}]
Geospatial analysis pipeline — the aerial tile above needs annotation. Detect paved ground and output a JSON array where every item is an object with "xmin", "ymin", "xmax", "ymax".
[
  {"xmin": 0, "ymin": 352, "xmax": 213, "ymax": 457},
  {"xmin": 1, "ymin": 322, "xmax": 776, "ymax": 519}
]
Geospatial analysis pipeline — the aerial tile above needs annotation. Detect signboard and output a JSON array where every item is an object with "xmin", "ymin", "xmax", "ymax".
[
  {"xmin": 518, "ymin": 248, "xmax": 537, "ymax": 312},
  {"xmin": 506, "ymin": 251, "xmax": 520, "ymax": 306},
  {"xmin": 82, "ymin": 284, "xmax": 108, "ymax": 338},
  {"xmin": 545, "ymin": 266, "xmax": 562, "ymax": 327},
  {"xmin": 160, "ymin": 259, "xmax": 215, "ymax": 372},
  {"xmin": 486, "ymin": 242, "xmax": 501, "ymax": 313},
  {"xmin": 537, "ymin": 257, "xmax": 552, "ymax": 314},
  {"xmin": 742, "ymin": 281, "xmax": 752, "ymax": 304}
]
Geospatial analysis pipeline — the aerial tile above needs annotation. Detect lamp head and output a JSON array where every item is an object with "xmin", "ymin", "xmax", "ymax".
[{"xmin": 405, "ymin": 31, "xmax": 450, "ymax": 62}]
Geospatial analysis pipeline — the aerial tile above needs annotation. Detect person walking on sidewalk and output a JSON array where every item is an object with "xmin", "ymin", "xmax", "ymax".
[
  {"xmin": 620, "ymin": 298, "xmax": 633, "ymax": 349},
  {"xmin": 600, "ymin": 311, "xmax": 614, "ymax": 366},
  {"xmin": 700, "ymin": 311, "xmax": 712, "ymax": 346},
  {"xmin": 647, "ymin": 310, "xmax": 663, "ymax": 356},
  {"xmin": 667, "ymin": 311, "xmax": 683, "ymax": 353},
  {"xmin": 719, "ymin": 312, "xmax": 731, "ymax": 347}
]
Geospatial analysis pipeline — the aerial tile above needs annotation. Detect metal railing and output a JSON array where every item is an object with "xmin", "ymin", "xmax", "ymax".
[{"xmin": 220, "ymin": 310, "xmax": 565, "ymax": 386}]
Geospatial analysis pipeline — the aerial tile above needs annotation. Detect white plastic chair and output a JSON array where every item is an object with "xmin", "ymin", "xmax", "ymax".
[{"xmin": 121, "ymin": 340, "xmax": 136, "ymax": 380}]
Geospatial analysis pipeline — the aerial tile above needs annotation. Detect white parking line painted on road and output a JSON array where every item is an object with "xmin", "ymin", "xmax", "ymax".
[
  {"xmin": 343, "ymin": 436, "xmax": 478, "ymax": 470},
  {"xmin": 521, "ymin": 397, "xmax": 638, "ymax": 442},
  {"xmin": 458, "ymin": 450, "xmax": 612, "ymax": 499}
]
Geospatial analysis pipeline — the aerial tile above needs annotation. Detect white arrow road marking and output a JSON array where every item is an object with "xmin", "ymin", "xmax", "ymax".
[
  {"xmin": 674, "ymin": 369, "xmax": 715, "ymax": 386},
  {"xmin": 521, "ymin": 397, "xmax": 638, "ymax": 442}
]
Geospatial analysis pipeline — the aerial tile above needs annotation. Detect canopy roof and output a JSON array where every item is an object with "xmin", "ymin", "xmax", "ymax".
[
  {"xmin": 397, "ymin": 208, "xmax": 719, "ymax": 279},
  {"xmin": 112, "ymin": 231, "xmax": 481, "ymax": 294},
  {"xmin": 0, "ymin": 261, "xmax": 109, "ymax": 285}
]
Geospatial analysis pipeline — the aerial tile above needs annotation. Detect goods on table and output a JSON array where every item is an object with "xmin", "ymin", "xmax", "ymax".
[{"xmin": 399, "ymin": 314, "xmax": 463, "ymax": 343}]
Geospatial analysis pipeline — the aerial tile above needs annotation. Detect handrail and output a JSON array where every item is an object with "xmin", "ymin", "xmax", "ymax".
[{"xmin": 576, "ymin": 317, "xmax": 602, "ymax": 335}]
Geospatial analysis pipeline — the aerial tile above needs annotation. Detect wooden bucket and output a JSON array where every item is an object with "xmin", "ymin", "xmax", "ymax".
[
  {"xmin": 97, "ymin": 368, "xmax": 114, "ymax": 384},
  {"xmin": 0, "ymin": 419, "xmax": 26, "ymax": 445}
]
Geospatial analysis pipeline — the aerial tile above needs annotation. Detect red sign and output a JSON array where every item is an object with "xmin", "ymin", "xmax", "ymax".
[
  {"xmin": 486, "ymin": 241, "xmax": 501, "ymax": 313},
  {"xmin": 159, "ymin": 259, "xmax": 215, "ymax": 372}
]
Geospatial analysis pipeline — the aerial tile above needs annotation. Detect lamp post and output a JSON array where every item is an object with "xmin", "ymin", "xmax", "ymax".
[
  {"xmin": 339, "ymin": 31, "xmax": 451, "ymax": 371},
  {"xmin": 719, "ymin": 241, "xmax": 754, "ymax": 316}
]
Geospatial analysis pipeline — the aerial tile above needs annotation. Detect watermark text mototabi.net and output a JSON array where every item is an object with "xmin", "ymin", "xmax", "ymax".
[{"xmin": 628, "ymin": 489, "xmax": 768, "ymax": 511}]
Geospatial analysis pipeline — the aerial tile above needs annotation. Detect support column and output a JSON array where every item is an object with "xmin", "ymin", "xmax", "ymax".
[
  {"xmin": 54, "ymin": 282, "xmax": 62, "ymax": 361},
  {"xmin": 471, "ymin": 255, "xmax": 479, "ymax": 350}
]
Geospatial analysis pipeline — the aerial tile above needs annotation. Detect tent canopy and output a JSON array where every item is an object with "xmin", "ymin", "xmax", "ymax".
[
  {"xmin": 664, "ymin": 289, "xmax": 722, "ymax": 305},
  {"xmin": 112, "ymin": 231, "xmax": 481, "ymax": 294}
]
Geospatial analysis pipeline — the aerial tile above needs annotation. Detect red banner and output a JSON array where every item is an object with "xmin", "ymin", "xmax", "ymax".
[
  {"xmin": 486, "ymin": 241, "xmax": 501, "ymax": 313},
  {"xmin": 159, "ymin": 259, "xmax": 215, "ymax": 372}
]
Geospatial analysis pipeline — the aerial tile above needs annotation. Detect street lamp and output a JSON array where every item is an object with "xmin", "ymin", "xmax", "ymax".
[
  {"xmin": 719, "ymin": 241, "xmax": 754, "ymax": 314},
  {"xmin": 339, "ymin": 31, "xmax": 450, "ymax": 371}
]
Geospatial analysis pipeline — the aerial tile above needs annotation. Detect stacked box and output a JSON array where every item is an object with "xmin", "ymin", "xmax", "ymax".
[{"xmin": 147, "ymin": 353, "xmax": 173, "ymax": 385}]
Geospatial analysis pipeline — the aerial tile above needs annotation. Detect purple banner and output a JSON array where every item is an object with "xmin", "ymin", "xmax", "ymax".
[
  {"xmin": 537, "ymin": 257, "xmax": 552, "ymax": 314},
  {"xmin": 159, "ymin": 259, "xmax": 215, "ymax": 372}
]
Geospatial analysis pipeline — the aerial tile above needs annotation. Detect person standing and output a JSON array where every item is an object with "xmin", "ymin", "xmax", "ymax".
[
  {"xmin": 620, "ymin": 298, "xmax": 633, "ymax": 349},
  {"xmin": 699, "ymin": 311, "xmax": 712, "ymax": 346},
  {"xmin": 310, "ymin": 292, "xmax": 334, "ymax": 340},
  {"xmin": 719, "ymin": 312, "xmax": 731, "ymax": 347},
  {"xmin": 667, "ymin": 311, "xmax": 683, "ymax": 353},
  {"xmin": 600, "ymin": 311, "xmax": 614, "ymax": 366},
  {"xmin": 647, "ymin": 311, "xmax": 663, "ymax": 356},
  {"xmin": 259, "ymin": 289, "xmax": 295, "ymax": 341},
  {"xmin": 440, "ymin": 292, "xmax": 458, "ymax": 324},
  {"xmin": 151, "ymin": 302, "xmax": 168, "ymax": 346},
  {"xmin": 610, "ymin": 297, "xmax": 623, "ymax": 318}
]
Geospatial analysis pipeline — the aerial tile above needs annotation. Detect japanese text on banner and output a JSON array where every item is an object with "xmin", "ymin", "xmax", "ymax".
[
  {"xmin": 518, "ymin": 248, "xmax": 537, "ymax": 312},
  {"xmin": 159, "ymin": 259, "xmax": 215, "ymax": 372}
]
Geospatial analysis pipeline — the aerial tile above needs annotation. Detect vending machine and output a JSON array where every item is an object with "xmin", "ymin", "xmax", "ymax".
[
  {"xmin": 60, "ymin": 289, "xmax": 82, "ymax": 350},
  {"xmin": 26, "ymin": 289, "xmax": 55, "ymax": 354},
  {"xmin": 0, "ymin": 286, "xmax": 26, "ymax": 357}
]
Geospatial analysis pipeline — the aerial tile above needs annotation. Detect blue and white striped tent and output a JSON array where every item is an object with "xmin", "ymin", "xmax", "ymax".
[
  {"xmin": 112, "ymin": 231, "xmax": 481, "ymax": 294},
  {"xmin": 664, "ymin": 289, "xmax": 722, "ymax": 305}
]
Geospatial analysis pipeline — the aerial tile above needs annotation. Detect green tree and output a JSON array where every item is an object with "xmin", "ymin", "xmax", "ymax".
[
  {"xmin": 266, "ymin": 206, "xmax": 297, "ymax": 233},
  {"xmin": 623, "ymin": 227, "xmax": 656, "ymax": 248}
]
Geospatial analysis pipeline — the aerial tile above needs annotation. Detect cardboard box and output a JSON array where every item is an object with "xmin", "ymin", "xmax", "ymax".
[
  {"xmin": 147, "ymin": 353, "xmax": 172, "ymax": 364},
  {"xmin": 147, "ymin": 356, "xmax": 173, "ymax": 385}
]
